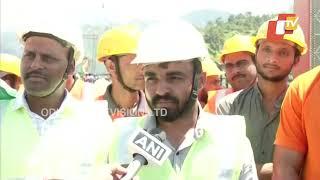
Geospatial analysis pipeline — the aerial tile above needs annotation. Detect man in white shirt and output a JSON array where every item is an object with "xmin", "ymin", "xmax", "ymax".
[{"xmin": 0, "ymin": 26, "xmax": 112, "ymax": 179}]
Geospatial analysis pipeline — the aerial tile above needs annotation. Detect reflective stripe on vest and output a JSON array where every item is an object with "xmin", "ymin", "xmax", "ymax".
[{"xmin": 108, "ymin": 115, "xmax": 246, "ymax": 180}]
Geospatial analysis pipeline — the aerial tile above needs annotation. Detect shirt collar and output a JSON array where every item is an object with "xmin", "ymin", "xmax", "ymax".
[
  {"xmin": 105, "ymin": 84, "xmax": 150, "ymax": 115},
  {"xmin": 104, "ymin": 84, "xmax": 117, "ymax": 111},
  {"xmin": 13, "ymin": 90, "xmax": 72, "ymax": 113}
]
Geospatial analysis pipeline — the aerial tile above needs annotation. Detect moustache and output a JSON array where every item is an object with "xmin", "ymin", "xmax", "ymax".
[
  {"xmin": 263, "ymin": 63, "xmax": 280, "ymax": 69},
  {"xmin": 232, "ymin": 73, "xmax": 246, "ymax": 81},
  {"xmin": 25, "ymin": 70, "xmax": 47, "ymax": 80},
  {"xmin": 151, "ymin": 94, "xmax": 179, "ymax": 105}
]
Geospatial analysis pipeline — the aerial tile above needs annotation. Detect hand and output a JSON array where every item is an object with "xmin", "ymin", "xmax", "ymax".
[
  {"xmin": 106, "ymin": 164, "xmax": 128, "ymax": 180},
  {"xmin": 256, "ymin": 163, "xmax": 273, "ymax": 180}
]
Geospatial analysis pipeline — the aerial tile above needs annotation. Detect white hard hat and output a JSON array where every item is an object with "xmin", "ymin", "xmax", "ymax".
[
  {"xmin": 18, "ymin": 24, "xmax": 84, "ymax": 62},
  {"xmin": 131, "ymin": 20, "xmax": 209, "ymax": 64}
]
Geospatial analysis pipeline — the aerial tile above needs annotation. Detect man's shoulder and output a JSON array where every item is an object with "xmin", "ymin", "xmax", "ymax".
[
  {"xmin": 218, "ymin": 89, "xmax": 242, "ymax": 105},
  {"xmin": 224, "ymin": 86, "xmax": 255, "ymax": 103},
  {"xmin": 216, "ymin": 86, "xmax": 256, "ymax": 115},
  {"xmin": 291, "ymin": 66, "xmax": 320, "ymax": 98}
]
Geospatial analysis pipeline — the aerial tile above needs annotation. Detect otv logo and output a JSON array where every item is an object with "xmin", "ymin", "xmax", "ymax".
[{"xmin": 267, "ymin": 14, "xmax": 299, "ymax": 41}]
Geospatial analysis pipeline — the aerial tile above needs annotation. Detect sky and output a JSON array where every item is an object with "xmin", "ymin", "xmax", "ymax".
[{"xmin": 1, "ymin": 0, "xmax": 293, "ymax": 30}]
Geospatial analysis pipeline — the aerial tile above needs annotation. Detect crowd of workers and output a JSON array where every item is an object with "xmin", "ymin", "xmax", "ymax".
[{"xmin": 0, "ymin": 15, "xmax": 319, "ymax": 180}]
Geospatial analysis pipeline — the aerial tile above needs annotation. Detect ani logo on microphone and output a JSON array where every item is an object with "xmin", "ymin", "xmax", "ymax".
[{"xmin": 129, "ymin": 129, "xmax": 172, "ymax": 165}]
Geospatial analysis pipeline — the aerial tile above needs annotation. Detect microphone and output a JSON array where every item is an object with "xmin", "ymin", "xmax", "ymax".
[{"xmin": 121, "ymin": 128, "xmax": 172, "ymax": 180}]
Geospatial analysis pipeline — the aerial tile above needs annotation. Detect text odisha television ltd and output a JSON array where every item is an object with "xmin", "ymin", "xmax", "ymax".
[
  {"xmin": 108, "ymin": 107, "xmax": 168, "ymax": 116},
  {"xmin": 40, "ymin": 108, "xmax": 57, "ymax": 117},
  {"xmin": 267, "ymin": 14, "xmax": 299, "ymax": 41},
  {"xmin": 41, "ymin": 107, "xmax": 168, "ymax": 117}
]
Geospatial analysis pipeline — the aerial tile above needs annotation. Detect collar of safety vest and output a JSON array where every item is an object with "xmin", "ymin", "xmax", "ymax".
[
  {"xmin": 143, "ymin": 102, "xmax": 206, "ymax": 140},
  {"xmin": 12, "ymin": 89, "xmax": 72, "ymax": 113}
]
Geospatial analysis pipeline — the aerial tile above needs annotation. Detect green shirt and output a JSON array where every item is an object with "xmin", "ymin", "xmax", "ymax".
[
  {"xmin": 0, "ymin": 79, "xmax": 16, "ymax": 100},
  {"xmin": 217, "ymin": 84, "xmax": 285, "ymax": 164}
]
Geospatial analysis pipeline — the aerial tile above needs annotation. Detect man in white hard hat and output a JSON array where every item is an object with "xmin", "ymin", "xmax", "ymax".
[{"xmin": 107, "ymin": 20, "xmax": 258, "ymax": 180}]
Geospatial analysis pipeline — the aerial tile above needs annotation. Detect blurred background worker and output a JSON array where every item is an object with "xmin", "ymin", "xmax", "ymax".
[
  {"xmin": 96, "ymin": 25, "xmax": 149, "ymax": 120},
  {"xmin": 221, "ymin": 35, "xmax": 257, "ymax": 91},
  {"xmin": 204, "ymin": 34, "xmax": 257, "ymax": 113},
  {"xmin": 66, "ymin": 73, "xmax": 85, "ymax": 99},
  {"xmin": 66, "ymin": 57, "xmax": 102, "ymax": 101},
  {"xmin": 217, "ymin": 18, "xmax": 307, "ymax": 180},
  {"xmin": 0, "ymin": 53, "xmax": 22, "ymax": 91},
  {"xmin": 198, "ymin": 59, "xmax": 224, "ymax": 107}
]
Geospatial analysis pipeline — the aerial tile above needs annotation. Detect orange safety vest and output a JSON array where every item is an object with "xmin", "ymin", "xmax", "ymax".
[{"xmin": 204, "ymin": 88, "xmax": 234, "ymax": 114}]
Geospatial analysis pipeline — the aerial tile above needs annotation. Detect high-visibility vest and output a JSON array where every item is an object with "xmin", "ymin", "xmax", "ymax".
[
  {"xmin": 0, "ymin": 99, "xmax": 111, "ymax": 179},
  {"xmin": 108, "ymin": 113, "xmax": 252, "ymax": 180},
  {"xmin": 204, "ymin": 88, "xmax": 234, "ymax": 114}
]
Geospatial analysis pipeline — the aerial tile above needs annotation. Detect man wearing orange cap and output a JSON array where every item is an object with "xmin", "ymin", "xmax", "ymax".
[{"xmin": 217, "ymin": 18, "xmax": 307, "ymax": 179}]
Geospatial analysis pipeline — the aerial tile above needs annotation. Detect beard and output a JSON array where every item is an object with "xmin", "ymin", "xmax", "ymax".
[
  {"xmin": 256, "ymin": 63, "xmax": 293, "ymax": 82},
  {"xmin": 147, "ymin": 93, "xmax": 195, "ymax": 122}
]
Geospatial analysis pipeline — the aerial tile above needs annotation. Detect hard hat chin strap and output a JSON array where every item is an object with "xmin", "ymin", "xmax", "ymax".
[
  {"xmin": 114, "ymin": 58, "xmax": 138, "ymax": 93},
  {"xmin": 174, "ymin": 64, "xmax": 200, "ymax": 119},
  {"xmin": 39, "ymin": 48, "xmax": 74, "ymax": 98},
  {"xmin": 39, "ymin": 77, "xmax": 66, "ymax": 98},
  {"xmin": 191, "ymin": 72, "xmax": 200, "ymax": 100}
]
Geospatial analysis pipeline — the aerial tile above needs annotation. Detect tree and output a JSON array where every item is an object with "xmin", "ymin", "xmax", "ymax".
[{"xmin": 200, "ymin": 13, "xmax": 274, "ymax": 60}]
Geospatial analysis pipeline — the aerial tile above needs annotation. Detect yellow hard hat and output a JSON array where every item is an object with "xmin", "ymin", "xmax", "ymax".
[
  {"xmin": 0, "ymin": 53, "xmax": 21, "ymax": 77},
  {"xmin": 96, "ymin": 25, "xmax": 141, "ymax": 62},
  {"xmin": 254, "ymin": 18, "xmax": 307, "ymax": 55},
  {"xmin": 202, "ymin": 59, "xmax": 224, "ymax": 76},
  {"xmin": 219, "ymin": 34, "xmax": 256, "ymax": 62}
]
